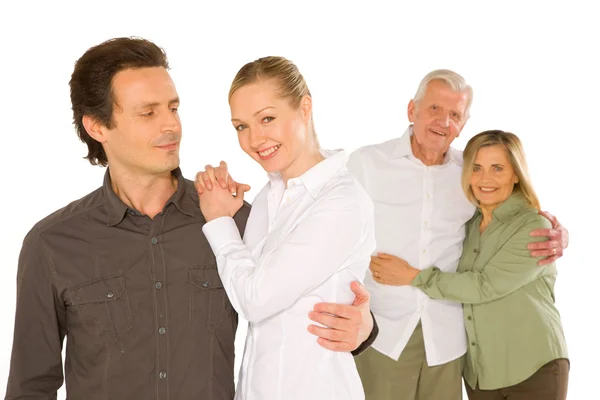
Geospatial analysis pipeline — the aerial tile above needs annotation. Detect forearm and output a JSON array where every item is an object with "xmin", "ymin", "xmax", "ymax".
[
  {"xmin": 214, "ymin": 240, "xmax": 292, "ymax": 322},
  {"xmin": 412, "ymin": 265, "xmax": 547, "ymax": 304},
  {"xmin": 205, "ymin": 216, "xmax": 362, "ymax": 323},
  {"xmin": 205, "ymin": 217, "xmax": 293, "ymax": 322}
]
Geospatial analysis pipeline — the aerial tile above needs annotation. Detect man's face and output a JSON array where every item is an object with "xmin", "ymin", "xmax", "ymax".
[
  {"xmin": 408, "ymin": 79, "xmax": 469, "ymax": 156},
  {"xmin": 101, "ymin": 67, "xmax": 182, "ymax": 176}
]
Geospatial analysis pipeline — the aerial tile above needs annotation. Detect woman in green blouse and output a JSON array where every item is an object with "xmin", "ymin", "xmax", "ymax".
[{"xmin": 393, "ymin": 130, "xmax": 568, "ymax": 399}]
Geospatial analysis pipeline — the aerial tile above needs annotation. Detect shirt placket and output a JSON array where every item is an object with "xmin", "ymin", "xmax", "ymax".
[
  {"xmin": 148, "ymin": 212, "xmax": 169, "ymax": 400},
  {"xmin": 464, "ymin": 225, "xmax": 481, "ymax": 385},
  {"xmin": 418, "ymin": 166, "xmax": 436, "ymax": 360},
  {"xmin": 419, "ymin": 166, "xmax": 434, "ymax": 291}
]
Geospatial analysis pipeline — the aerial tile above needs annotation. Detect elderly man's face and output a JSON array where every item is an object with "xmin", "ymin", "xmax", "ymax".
[{"xmin": 407, "ymin": 80, "xmax": 469, "ymax": 157}]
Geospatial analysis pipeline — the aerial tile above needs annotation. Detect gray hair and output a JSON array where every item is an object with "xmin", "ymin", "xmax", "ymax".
[{"xmin": 413, "ymin": 69, "xmax": 473, "ymax": 119}]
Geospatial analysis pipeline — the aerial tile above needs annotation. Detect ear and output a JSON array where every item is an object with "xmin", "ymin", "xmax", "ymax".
[
  {"xmin": 407, "ymin": 99, "xmax": 417, "ymax": 123},
  {"xmin": 299, "ymin": 95, "xmax": 313, "ymax": 124},
  {"xmin": 82, "ymin": 115, "xmax": 108, "ymax": 144}
]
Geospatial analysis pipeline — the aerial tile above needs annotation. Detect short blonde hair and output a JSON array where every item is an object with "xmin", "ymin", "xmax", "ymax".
[
  {"xmin": 414, "ymin": 69, "xmax": 473, "ymax": 119},
  {"xmin": 229, "ymin": 56, "xmax": 317, "ymax": 145},
  {"xmin": 462, "ymin": 130, "xmax": 541, "ymax": 210}
]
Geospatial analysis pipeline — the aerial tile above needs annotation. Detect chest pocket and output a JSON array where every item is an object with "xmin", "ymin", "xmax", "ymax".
[
  {"xmin": 67, "ymin": 274, "xmax": 132, "ymax": 346},
  {"xmin": 189, "ymin": 267, "xmax": 228, "ymax": 334}
]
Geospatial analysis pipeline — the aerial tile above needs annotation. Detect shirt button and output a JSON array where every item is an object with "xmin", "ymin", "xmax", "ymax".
[
  {"xmin": 155, "ymin": 282, "xmax": 163, "ymax": 289},
  {"xmin": 422, "ymin": 249, "xmax": 427, "ymax": 254},
  {"xmin": 107, "ymin": 292, "xmax": 114, "ymax": 299},
  {"xmin": 467, "ymin": 316, "xmax": 472, "ymax": 320},
  {"xmin": 158, "ymin": 327, "xmax": 166, "ymax": 335},
  {"xmin": 473, "ymin": 249, "xmax": 478, "ymax": 253},
  {"xmin": 471, "ymin": 341, "xmax": 476, "ymax": 346},
  {"xmin": 202, "ymin": 281, "xmax": 210, "ymax": 288},
  {"xmin": 159, "ymin": 372, "xmax": 167, "ymax": 379},
  {"xmin": 151, "ymin": 237, "xmax": 158, "ymax": 245}
]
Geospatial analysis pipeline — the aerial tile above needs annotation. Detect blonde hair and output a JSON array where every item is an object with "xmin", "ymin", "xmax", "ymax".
[
  {"xmin": 414, "ymin": 69, "xmax": 473, "ymax": 119},
  {"xmin": 462, "ymin": 130, "xmax": 541, "ymax": 210},
  {"xmin": 229, "ymin": 56, "xmax": 318, "ymax": 146}
]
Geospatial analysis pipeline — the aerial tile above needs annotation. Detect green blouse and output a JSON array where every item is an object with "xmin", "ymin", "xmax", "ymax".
[{"xmin": 412, "ymin": 193, "xmax": 568, "ymax": 390}]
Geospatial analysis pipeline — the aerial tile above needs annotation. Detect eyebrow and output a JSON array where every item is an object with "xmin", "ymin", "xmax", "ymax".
[
  {"xmin": 231, "ymin": 106, "xmax": 275, "ymax": 122},
  {"xmin": 430, "ymin": 103, "xmax": 463, "ymax": 117},
  {"xmin": 138, "ymin": 97, "xmax": 180, "ymax": 109}
]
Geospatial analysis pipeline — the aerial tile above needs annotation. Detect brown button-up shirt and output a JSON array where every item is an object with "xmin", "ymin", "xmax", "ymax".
[
  {"xmin": 5, "ymin": 168, "xmax": 377, "ymax": 400},
  {"xmin": 5, "ymin": 168, "xmax": 250, "ymax": 400}
]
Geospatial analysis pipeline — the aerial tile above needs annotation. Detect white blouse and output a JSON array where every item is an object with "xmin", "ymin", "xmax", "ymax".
[{"xmin": 203, "ymin": 149, "xmax": 375, "ymax": 400}]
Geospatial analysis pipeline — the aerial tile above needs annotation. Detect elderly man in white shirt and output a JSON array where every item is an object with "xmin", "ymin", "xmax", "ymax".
[{"xmin": 349, "ymin": 70, "xmax": 569, "ymax": 400}]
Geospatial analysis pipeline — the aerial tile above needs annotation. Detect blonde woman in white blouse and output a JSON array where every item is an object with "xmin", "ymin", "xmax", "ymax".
[{"xmin": 194, "ymin": 57, "xmax": 376, "ymax": 400}]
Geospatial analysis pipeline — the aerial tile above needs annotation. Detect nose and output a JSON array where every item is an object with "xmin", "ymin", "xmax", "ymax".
[
  {"xmin": 249, "ymin": 126, "xmax": 266, "ymax": 149},
  {"xmin": 437, "ymin": 113, "xmax": 451, "ymax": 128},
  {"xmin": 161, "ymin": 108, "xmax": 181, "ymax": 132},
  {"xmin": 480, "ymin": 168, "xmax": 493, "ymax": 180}
]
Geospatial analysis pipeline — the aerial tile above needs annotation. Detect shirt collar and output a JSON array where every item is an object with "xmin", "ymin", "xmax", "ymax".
[
  {"xmin": 391, "ymin": 125, "xmax": 462, "ymax": 166},
  {"xmin": 491, "ymin": 191, "xmax": 532, "ymax": 223},
  {"xmin": 103, "ymin": 167, "xmax": 195, "ymax": 226},
  {"xmin": 267, "ymin": 149, "xmax": 348, "ymax": 199},
  {"xmin": 391, "ymin": 126, "xmax": 414, "ymax": 159},
  {"xmin": 473, "ymin": 191, "xmax": 532, "ymax": 224}
]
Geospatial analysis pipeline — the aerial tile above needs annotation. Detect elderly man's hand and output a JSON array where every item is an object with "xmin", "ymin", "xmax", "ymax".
[
  {"xmin": 307, "ymin": 281, "xmax": 373, "ymax": 352},
  {"xmin": 529, "ymin": 210, "xmax": 569, "ymax": 266}
]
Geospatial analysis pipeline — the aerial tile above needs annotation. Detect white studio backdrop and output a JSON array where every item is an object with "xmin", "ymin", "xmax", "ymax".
[{"xmin": 0, "ymin": 1, "xmax": 597, "ymax": 398}]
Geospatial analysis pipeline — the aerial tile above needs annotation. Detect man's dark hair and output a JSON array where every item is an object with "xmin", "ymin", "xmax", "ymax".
[{"xmin": 69, "ymin": 37, "xmax": 170, "ymax": 166}]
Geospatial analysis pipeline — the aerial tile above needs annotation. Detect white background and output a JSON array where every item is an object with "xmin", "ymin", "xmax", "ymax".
[{"xmin": 0, "ymin": 1, "xmax": 597, "ymax": 398}]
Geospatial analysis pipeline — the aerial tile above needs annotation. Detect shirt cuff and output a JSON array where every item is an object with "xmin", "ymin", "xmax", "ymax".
[
  {"xmin": 411, "ymin": 266, "xmax": 439, "ymax": 288},
  {"xmin": 351, "ymin": 311, "xmax": 379, "ymax": 357},
  {"xmin": 202, "ymin": 216, "xmax": 243, "ymax": 255}
]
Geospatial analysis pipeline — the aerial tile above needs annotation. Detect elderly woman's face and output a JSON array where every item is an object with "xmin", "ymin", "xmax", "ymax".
[{"xmin": 470, "ymin": 145, "xmax": 518, "ymax": 209}]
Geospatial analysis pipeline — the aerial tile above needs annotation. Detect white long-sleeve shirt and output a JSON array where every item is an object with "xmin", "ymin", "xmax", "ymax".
[
  {"xmin": 347, "ymin": 126, "xmax": 476, "ymax": 366},
  {"xmin": 202, "ymin": 149, "xmax": 375, "ymax": 400}
]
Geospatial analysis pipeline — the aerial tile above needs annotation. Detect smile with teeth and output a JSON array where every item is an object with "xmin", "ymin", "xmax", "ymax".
[
  {"xmin": 479, "ymin": 187, "xmax": 498, "ymax": 193},
  {"xmin": 430, "ymin": 129, "xmax": 447, "ymax": 137},
  {"xmin": 258, "ymin": 144, "xmax": 281, "ymax": 158}
]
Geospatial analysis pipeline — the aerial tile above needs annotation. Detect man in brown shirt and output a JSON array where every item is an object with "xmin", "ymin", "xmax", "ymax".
[{"xmin": 4, "ymin": 37, "xmax": 377, "ymax": 400}]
